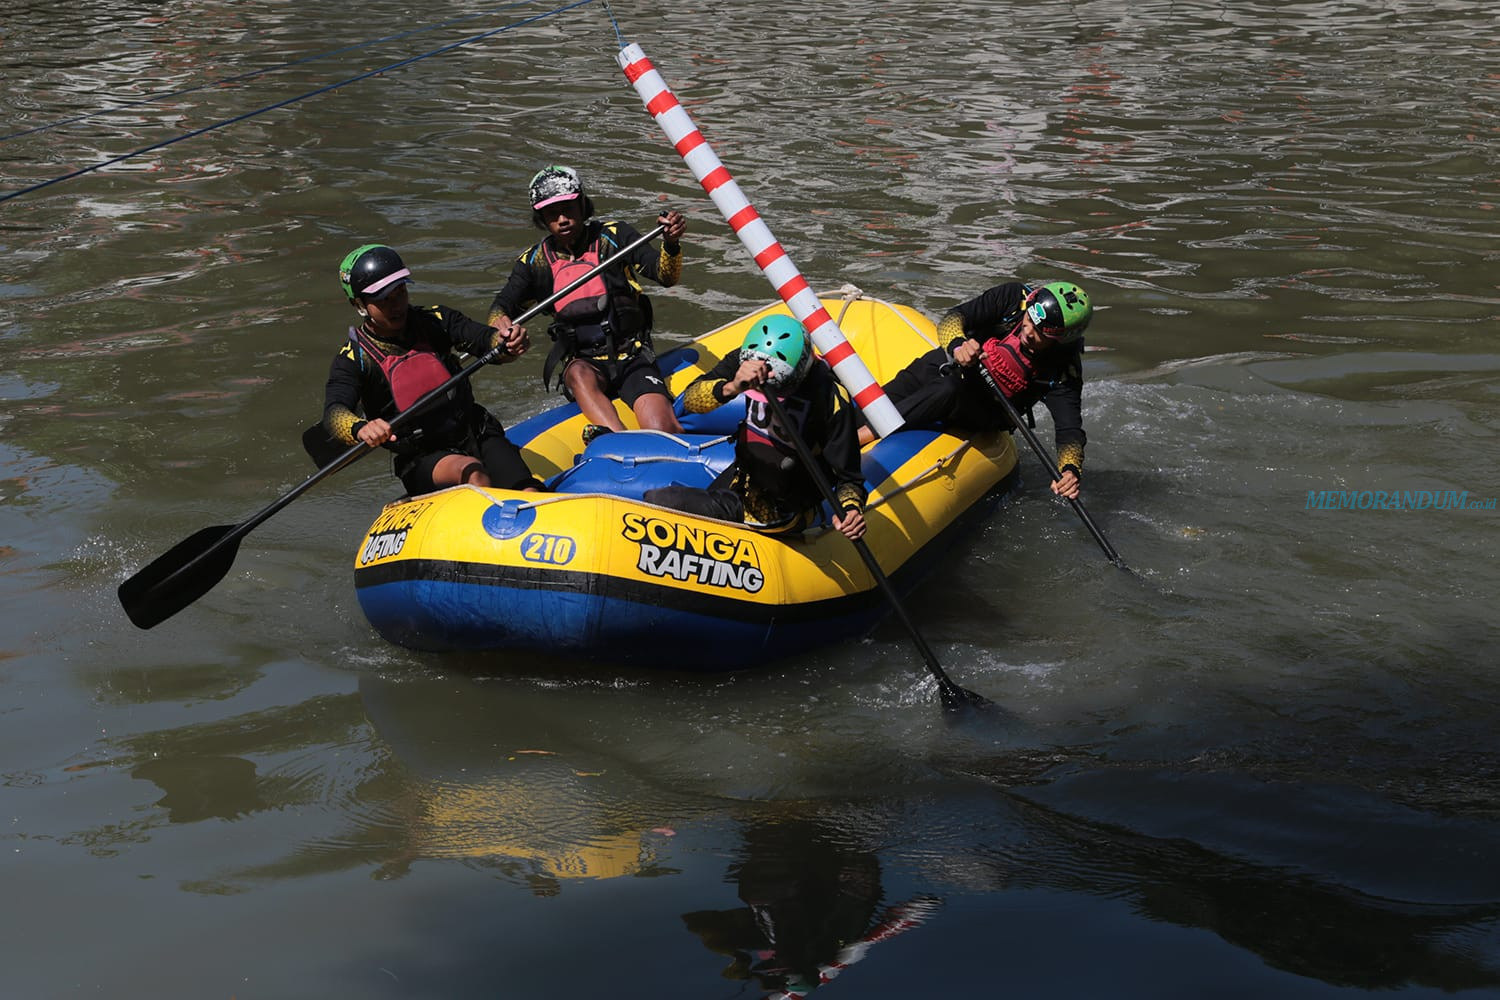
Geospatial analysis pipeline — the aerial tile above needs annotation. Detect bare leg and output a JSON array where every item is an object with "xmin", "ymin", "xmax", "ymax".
[
  {"xmin": 432, "ymin": 455, "xmax": 491, "ymax": 488},
  {"xmin": 632, "ymin": 393, "xmax": 682, "ymax": 434},
  {"xmin": 564, "ymin": 362, "xmax": 626, "ymax": 431}
]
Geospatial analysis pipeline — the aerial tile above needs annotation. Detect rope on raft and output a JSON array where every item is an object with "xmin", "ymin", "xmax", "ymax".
[{"xmin": 0, "ymin": 0, "xmax": 599, "ymax": 205}]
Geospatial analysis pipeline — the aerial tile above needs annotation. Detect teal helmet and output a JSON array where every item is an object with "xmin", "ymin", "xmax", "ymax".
[
  {"xmin": 339, "ymin": 244, "xmax": 411, "ymax": 301},
  {"xmin": 1025, "ymin": 281, "xmax": 1092, "ymax": 343},
  {"xmin": 740, "ymin": 313, "xmax": 813, "ymax": 391}
]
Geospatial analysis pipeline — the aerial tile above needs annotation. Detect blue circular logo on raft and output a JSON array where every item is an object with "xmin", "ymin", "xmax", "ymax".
[{"xmin": 481, "ymin": 499, "xmax": 538, "ymax": 540}]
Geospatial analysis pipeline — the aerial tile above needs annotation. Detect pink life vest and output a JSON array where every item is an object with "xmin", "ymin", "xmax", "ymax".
[
  {"xmin": 352, "ymin": 328, "xmax": 454, "ymax": 412},
  {"xmin": 545, "ymin": 241, "xmax": 609, "ymax": 306},
  {"xmin": 543, "ymin": 238, "xmax": 614, "ymax": 352}
]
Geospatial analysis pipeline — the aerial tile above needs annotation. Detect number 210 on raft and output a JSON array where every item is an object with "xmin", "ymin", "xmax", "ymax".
[{"xmin": 520, "ymin": 533, "xmax": 576, "ymax": 566}]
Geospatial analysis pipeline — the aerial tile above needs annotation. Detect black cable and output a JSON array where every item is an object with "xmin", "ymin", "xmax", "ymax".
[
  {"xmin": 0, "ymin": 0, "xmax": 597, "ymax": 206},
  {"xmin": 0, "ymin": 1, "xmax": 537, "ymax": 143}
]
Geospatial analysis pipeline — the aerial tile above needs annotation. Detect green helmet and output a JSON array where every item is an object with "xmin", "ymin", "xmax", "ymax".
[
  {"xmin": 1025, "ymin": 281, "xmax": 1092, "ymax": 343},
  {"xmin": 740, "ymin": 313, "xmax": 813, "ymax": 391},
  {"xmin": 339, "ymin": 244, "xmax": 411, "ymax": 301}
]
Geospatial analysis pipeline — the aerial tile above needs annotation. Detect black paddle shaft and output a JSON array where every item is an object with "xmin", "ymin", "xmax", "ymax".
[
  {"xmin": 759, "ymin": 390, "xmax": 991, "ymax": 712},
  {"xmin": 119, "ymin": 224, "xmax": 667, "ymax": 629},
  {"xmin": 974, "ymin": 364, "xmax": 1125, "ymax": 567}
]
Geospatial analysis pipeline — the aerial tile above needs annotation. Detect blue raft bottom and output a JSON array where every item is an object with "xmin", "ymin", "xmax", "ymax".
[{"xmin": 355, "ymin": 426, "xmax": 1019, "ymax": 669}]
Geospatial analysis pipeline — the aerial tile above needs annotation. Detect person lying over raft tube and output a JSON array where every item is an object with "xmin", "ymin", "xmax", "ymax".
[
  {"xmin": 321, "ymin": 244, "xmax": 542, "ymax": 495},
  {"xmin": 644, "ymin": 314, "xmax": 866, "ymax": 541},
  {"xmin": 857, "ymin": 280, "xmax": 1092, "ymax": 500}
]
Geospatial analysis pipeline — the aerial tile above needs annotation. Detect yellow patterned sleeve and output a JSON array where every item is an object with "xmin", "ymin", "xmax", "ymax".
[
  {"xmin": 325, "ymin": 404, "xmax": 362, "ymax": 446},
  {"xmin": 936, "ymin": 311, "xmax": 967, "ymax": 351},
  {"xmin": 1057, "ymin": 441, "xmax": 1085, "ymax": 476},
  {"xmin": 323, "ymin": 341, "xmax": 365, "ymax": 445},
  {"xmin": 833, "ymin": 482, "xmax": 865, "ymax": 513},
  {"xmin": 680, "ymin": 377, "xmax": 724, "ymax": 414},
  {"xmin": 657, "ymin": 245, "xmax": 683, "ymax": 287}
]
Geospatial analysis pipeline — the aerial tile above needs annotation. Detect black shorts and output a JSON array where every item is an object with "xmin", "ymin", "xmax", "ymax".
[
  {"xmin": 395, "ymin": 409, "xmax": 540, "ymax": 495},
  {"xmin": 642, "ymin": 484, "xmax": 745, "ymax": 523},
  {"xmin": 562, "ymin": 351, "xmax": 672, "ymax": 408}
]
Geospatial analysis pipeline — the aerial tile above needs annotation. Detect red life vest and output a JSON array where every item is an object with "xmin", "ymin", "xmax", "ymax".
[
  {"xmin": 543, "ymin": 238, "xmax": 612, "ymax": 351},
  {"xmin": 544, "ymin": 238, "xmax": 609, "ymax": 312},
  {"xmin": 979, "ymin": 327, "xmax": 1038, "ymax": 399},
  {"xmin": 352, "ymin": 327, "xmax": 455, "ymax": 413}
]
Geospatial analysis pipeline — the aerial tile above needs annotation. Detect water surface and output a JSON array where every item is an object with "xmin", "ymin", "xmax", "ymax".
[{"xmin": 2, "ymin": 1, "xmax": 1498, "ymax": 996}]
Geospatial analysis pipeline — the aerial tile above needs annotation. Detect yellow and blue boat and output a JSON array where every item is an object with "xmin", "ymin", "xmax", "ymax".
[{"xmin": 351, "ymin": 294, "xmax": 1019, "ymax": 669}]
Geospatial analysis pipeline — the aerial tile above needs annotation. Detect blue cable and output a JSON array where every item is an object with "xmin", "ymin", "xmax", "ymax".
[
  {"xmin": 601, "ymin": 0, "xmax": 628, "ymax": 48},
  {"xmin": 0, "ymin": 0, "xmax": 597, "ymax": 206},
  {"xmin": 0, "ymin": 1, "xmax": 537, "ymax": 143}
]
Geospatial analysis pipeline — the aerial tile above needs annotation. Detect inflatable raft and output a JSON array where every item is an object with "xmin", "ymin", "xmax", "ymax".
[{"xmin": 351, "ymin": 295, "xmax": 1019, "ymax": 669}]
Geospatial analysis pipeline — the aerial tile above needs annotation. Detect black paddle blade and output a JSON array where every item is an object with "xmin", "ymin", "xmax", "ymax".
[
  {"xmin": 938, "ymin": 680, "xmax": 999, "ymax": 717},
  {"xmin": 118, "ymin": 524, "xmax": 244, "ymax": 629}
]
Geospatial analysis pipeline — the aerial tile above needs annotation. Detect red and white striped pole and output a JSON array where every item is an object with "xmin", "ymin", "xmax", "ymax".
[
  {"xmin": 616, "ymin": 42, "xmax": 904, "ymax": 437},
  {"xmin": 769, "ymin": 897, "xmax": 942, "ymax": 999}
]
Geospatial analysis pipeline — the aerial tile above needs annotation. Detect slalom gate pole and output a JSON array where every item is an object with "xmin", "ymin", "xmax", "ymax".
[{"xmin": 616, "ymin": 41, "xmax": 904, "ymax": 437}]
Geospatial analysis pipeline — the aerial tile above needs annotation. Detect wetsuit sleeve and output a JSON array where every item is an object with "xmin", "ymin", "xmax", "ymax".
[
  {"xmin": 943, "ymin": 282, "xmax": 1030, "ymax": 351},
  {"xmin": 322, "ymin": 345, "xmax": 369, "ymax": 446},
  {"xmin": 935, "ymin": 311, "xmax": 967, "ymax": 355},
  {"xmin": 1040, "ymin": 346, "xmax": 1086, "ymax": 476},
  {"xmin": 680, "ymin": 351, "xmax": 741, "ymax": 413},
  {"xmin": 822, "ymin": 381, "xmax": 868, "ymax": 512},
  {"xmin": 612, "ymin": 221, "xmax": 681, "ymax": 288},
  {"xmin": 655, "ymin": 241, "xmax": 683, "ymax": 287},
  {"xmin": 433, "ymin": 305, "xmax": 505, "ymax": 357},
  {"xmin": 487, "ymin": 251, "xmax": 546, "ymax": 326}
]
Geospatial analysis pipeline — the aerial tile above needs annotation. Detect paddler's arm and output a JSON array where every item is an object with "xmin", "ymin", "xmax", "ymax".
[
  {"xmin": 1041, "ymin": 347, "xmax": 1086, "ymax": 500},
  {"xmin": 936, "ymin": 310, "xmax": 975, "ymax": 360},
  {"xmin": 825, "ymin": 384, "xmax": 868, "ymax": 541},
  {"xmin": 323, "ymin": 345, "xmax": 381, "ymax": 447},
  {"xmin": 680, "ymin": 351, "xmax": 759, "ymax": 413},
  {"xmin": 617, "ymin": 213, "xmax": 686, "ymax": 287},
  {"xmin": 944, "ymin": 282, "xmax": 1030, "ymax": 359},
  {"xmin": 655, "ymin": 210, "xmax": 686, "ymax": 286},
  {"xmin": 436, "ymin": 305, "xmax": 527, "ymax": 363},
  {"xmin": 486, "ymin": 253, "xmax": 541, "ymax": 342}
]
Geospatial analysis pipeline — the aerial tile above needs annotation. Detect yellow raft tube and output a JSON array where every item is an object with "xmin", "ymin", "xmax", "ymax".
[{"xmin": 352, "ymin": 295, "xmax": 1019, "ymax": 669}]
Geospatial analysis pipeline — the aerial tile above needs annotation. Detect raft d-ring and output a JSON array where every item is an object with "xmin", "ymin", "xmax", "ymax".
[{"xmin": 482, "ymin": 498, "xmax": 538, "ymax": 540}]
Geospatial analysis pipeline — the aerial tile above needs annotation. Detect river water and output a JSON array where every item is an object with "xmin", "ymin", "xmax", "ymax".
[{"xmin": 3, "ymin": 1, "xmax": 1498, "ymax": 996}]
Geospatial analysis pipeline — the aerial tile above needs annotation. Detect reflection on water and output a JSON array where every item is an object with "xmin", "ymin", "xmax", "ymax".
[
  {"xmin": 67, "ymin": 670, "xmax": 1500, "ymax": 994},
  {"xmin": 683, "ymin": 814, "xmax": 936, "ymax": 999}
]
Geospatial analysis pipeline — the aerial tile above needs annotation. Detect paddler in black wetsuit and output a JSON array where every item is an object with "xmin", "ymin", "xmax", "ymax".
[
  {"xmin": 644, "ymin": 314, "xmax": 867, "ymax": 541},
  {"xmin": 858, "ymin": 280, "xmax": 1092, "ymax": 500},
  {"xmin": 488, "ymin": 165, "xmax": 688, "ymax": 445},
  {"xmin": 322, "ymin": 244, "xmax": 541, "ymax": 495}
]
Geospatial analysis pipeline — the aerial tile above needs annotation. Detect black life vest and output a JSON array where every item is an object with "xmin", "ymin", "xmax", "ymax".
[{"xmin": 737, "ymin": 385, "xmax": 820, "ymax": 513}]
